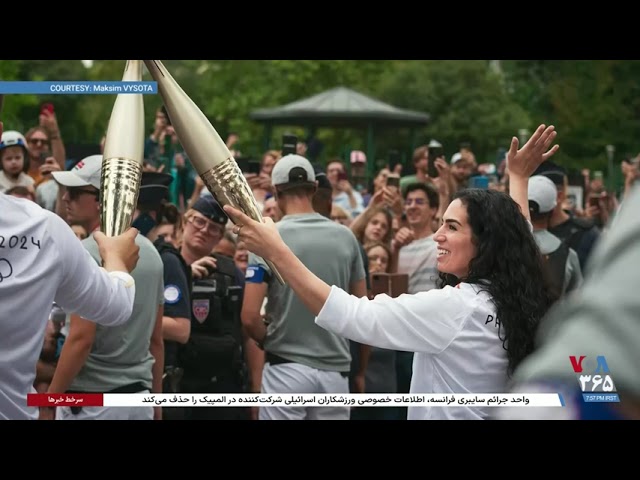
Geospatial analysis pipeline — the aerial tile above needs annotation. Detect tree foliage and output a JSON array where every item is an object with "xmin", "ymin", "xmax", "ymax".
[
  {"xmin": 1, "ymin": 59, "xmax": 638, "ymax": 181},
  {"xmin": 503, "ymin": 60, "xmax": 640, "ymax": 176},
  {"xmin": 376, "ymin": 60, "xmax": 531, "ymax": 164}
]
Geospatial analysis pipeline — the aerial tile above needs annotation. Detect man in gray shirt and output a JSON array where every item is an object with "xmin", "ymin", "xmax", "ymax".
[
  {"xmin": 242, "ymin": 154, "xmax": 367, "ymax": 420},
  {"xmin": 47, "ymin": 155, "xmax": 164, "ymax": 421},
  {"xmin": 528, "ymin": 175, "xmax": 583, "ymax": 298}
]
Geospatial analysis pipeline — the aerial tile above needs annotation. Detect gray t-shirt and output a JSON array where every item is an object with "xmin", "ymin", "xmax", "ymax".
[
  {"xmin": 35, "ymin": 179, "xmax": 59, "ymax": 212},
  {"xmin": 247, "ymin": 212, "xmax": 365, "ymax": 372},
  {"xmin": 69, "ymin": 233, "xmax": 164, "ymax": 392}
]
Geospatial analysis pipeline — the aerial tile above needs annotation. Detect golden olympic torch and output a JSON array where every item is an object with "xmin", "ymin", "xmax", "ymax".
[
  {"xmin": 143, "ymin": 60, "xmax": 285, "ymax": 284},
  {"xmin": 100, "ymin": 60, "xmax": 145, "ymax": 236}
]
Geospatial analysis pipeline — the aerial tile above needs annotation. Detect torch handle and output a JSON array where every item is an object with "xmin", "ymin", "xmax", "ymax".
[
  {"xmin": 265, "ymin": 258, "xmax": 285, "ymax": 285},
  {"xmin": 200, "ymin": 160, "xmax": 286, "ymax": 285}
]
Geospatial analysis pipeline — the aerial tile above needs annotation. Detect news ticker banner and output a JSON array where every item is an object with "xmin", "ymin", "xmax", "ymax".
[
  {"xmin": 28, "ymin": 393, "xmax": 566, "ymax": 408},
  {"xmin": 0, "ymin": 81, "xmax": 157, "ymax": 95}
]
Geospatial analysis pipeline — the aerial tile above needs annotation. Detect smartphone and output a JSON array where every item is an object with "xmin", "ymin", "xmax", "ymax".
[
  {"xmin": 236, "ymin": 158, "xmax": 261, "ymax": 175},
  {"xmin": 236, "ymin": 157, "xmax": 251, "ymax": 173},
  {"xmin": 469, "ymin": 175, "xmax": 489, "ymax": 189},
  {"xmin": 282, "ymin": 134, "xmax": 297, "ymax": 156},
  {"xmin": 337, "ymin": 171, "xmax": 348, "ymax": 182},
  {"xmin": 428, "ymin": 146, "xmax": 443, "ymax": 178},
  {"xmin": 247, "ymin": 161, "xmax": 261, "ymax": 175},
  {"xmin": 371, "ymin": 273, "xmax": 409, "ymax": 298},
  {"xmin": 386, "ymin": 175, "xmax": 400, "ymax": 189},
  {"xmin": 40, "ymin": 103, "xmax": 55, "ymax": 116},
  {"xmin": 589, "ymin": 192, "xmax": 607, "ymax": 207}
]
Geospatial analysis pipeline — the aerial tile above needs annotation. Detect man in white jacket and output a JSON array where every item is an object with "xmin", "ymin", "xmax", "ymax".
[{"xmin": 0, "ymin": 115, "xmax": 140, "ymax": 420}]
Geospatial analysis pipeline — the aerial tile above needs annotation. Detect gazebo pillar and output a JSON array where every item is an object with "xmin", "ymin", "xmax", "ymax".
[
  {"xmin": 366, "ymin": 122, "xmax": 376, "ymax": 183},
  {"xmin": 262, "ymin": 124, "xmax": 273, "ymax": 151},
  {"xmin": 408, "ymin": 128, "xmax": 418, "ymax": 169}
]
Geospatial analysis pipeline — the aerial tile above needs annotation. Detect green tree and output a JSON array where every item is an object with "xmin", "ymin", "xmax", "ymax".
[
  {"xmin": 6, "ymin": 58, "xmax": 640, "ymax": 193},
  {"xmin": 0, "ymin": 60, "xmax": 36, "ymax": 132},
  {"xmin": 503, "ymin": 59, "xmax": 640, "ymax": 183},
  {"xmin": 375, "ymin": 60, "xmax": 532, "ymax": 166}
]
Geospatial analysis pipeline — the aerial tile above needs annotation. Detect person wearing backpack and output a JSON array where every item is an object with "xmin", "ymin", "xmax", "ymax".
[
  {"xmin": 528, "ymin": 175, "xmax": 583, "ymax": 299},
  {"xmin": 533, "ymin": 161, "xmax": 601, "ymax": 271}
]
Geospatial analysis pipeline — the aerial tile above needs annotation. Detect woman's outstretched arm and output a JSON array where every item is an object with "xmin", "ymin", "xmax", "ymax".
[
  {"xmin": 223, "ymin": 204, "xmax": 468, "ymax": 353},
  {"xmin": 223, "ymin": 205, "xmax": 331, "ymax": 315}
]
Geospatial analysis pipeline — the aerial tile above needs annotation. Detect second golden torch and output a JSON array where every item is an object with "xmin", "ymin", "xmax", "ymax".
[
  {"xmin": 144, "ymin": 60, "xmax": 285, "ymax": 284},
  {"xmin": 100, "ymin": 60, "xmax": 145, "ymax": 236}
]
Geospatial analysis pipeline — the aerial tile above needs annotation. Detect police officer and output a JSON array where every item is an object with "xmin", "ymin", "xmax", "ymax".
[{"xmin": 179, "ymin": 197, "xmax": 249, "ymax": 420}]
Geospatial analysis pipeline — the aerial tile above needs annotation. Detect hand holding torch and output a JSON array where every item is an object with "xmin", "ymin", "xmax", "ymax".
[{"xmin": 143, "ymin": 60, "xmax": 284, "ymax": 284}]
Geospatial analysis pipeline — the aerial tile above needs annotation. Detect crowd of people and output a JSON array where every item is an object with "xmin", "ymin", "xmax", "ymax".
[{"xmin": 1, "ymin": 103, "xmax": 639, "ymax": 421}]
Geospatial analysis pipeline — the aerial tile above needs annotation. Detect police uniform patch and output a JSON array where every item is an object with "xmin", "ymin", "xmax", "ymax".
[
  {"xmin": 193, "ymin": 299, "xmax": 210, "ymax": 323},
  {"xmin": 164, "ymin": 285, "xmax": 181, "ymax": 304}
]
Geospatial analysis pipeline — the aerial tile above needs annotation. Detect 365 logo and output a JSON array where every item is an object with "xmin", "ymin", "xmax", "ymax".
[{"xmin": 569, "ymin": 355, "xmax": 619, "ymax": 403}]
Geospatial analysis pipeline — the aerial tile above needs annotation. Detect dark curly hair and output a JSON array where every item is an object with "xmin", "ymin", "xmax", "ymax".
[{"xmin": 436, "ymin": 189, "xmax": 557, "ymax": 376}]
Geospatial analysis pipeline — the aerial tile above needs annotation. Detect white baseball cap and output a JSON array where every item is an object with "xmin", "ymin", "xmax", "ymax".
[
  {"xmin": 52, "ymin": 155, "xmax": 103, "ymax": 190},
  {"xmin": 451, "ymin": 152, "xmax": 463, "ymax": 165},
  {"xmin": 528, "ymin": 175, "xmax": 558, "ymax": 214},
  {"xmin": 271, "ymin": 154, "xmax": 316, "ymax": 190}
]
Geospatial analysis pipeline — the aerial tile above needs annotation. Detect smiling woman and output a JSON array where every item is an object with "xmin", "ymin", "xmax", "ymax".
[
  {"xmin": 223, "ymin": 124, "xmax": 560, "ymax": 420},
  {"xmin": 436, "ymin": 188, "xmax": 557, "ymax": 378},
  {"xmin": 434, "ymin": 200, "xmax": 476, "ymax": 279}
]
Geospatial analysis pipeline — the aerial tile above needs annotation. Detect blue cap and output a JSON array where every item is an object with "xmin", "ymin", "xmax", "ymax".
[{"xmin": 191, "ymin": 196, "xmax": 228, "ymax": 225}]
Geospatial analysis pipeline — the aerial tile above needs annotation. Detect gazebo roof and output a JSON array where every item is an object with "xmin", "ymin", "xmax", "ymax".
[{"xmin": 249, "ymin": 86, "xmax": 430, "ymax": 127}]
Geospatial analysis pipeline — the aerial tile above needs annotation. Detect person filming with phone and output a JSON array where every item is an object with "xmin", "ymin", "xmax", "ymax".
[
  {"xmin": 326, "ymin": 159, "xmax": 365, "ymax": 218},
  {"xmin": 24, "ymin": 103, "xmax": 66, "ymax": 187},
  {"xmin": 399, "ymin": 144, "xmax": 454, "ymax": 199},
  {"xmin": 399, "ymin": 145, "xmax": 431, "ymax": 195},
  {"xmin": 20, "ymin": 104, "xmax": 67, "ymax": 212}
]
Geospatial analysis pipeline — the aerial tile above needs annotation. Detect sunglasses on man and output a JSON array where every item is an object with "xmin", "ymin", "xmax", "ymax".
[{"xmin": 67, "ymin": 188, "xmax": 99, "ymax": 201}]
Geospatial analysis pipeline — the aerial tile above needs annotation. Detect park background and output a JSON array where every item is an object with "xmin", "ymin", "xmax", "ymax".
[{"xmin": 1, "ymin": 60, "xmax": 635, "ymax": 192}]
